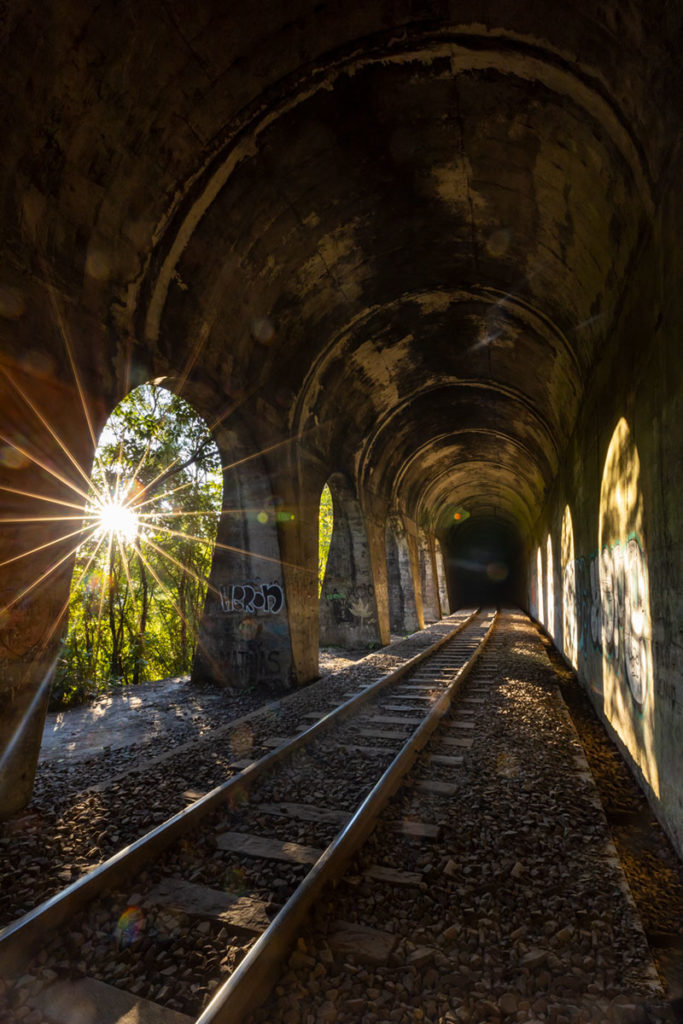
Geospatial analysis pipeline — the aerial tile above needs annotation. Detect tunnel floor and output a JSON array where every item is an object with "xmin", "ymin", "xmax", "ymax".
[{"xmin": 3, "ymin": 613, "xmax": 681, "ymax": 1022}]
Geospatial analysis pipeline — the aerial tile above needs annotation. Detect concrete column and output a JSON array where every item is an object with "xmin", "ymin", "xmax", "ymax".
[
  {"xmin": 0, "ymin": 365, "xmax": 100, "ymax": 817},
  {"xmin": 274, "ymin": 465, "xmax": 320, "ymax": 687},
  {"xmin": 193, "ymin": 427, "xmax": 295, "ymax": 692},
  {"xmin": 404, "ymin": 517, "xmax": 425, "ymax": 631},
  {"xmin": 419, "ymin": 530, "xmax": 440, "ymax": 622},
  {"xmin": 385, "ymin": 514, "xmax": 419, "ymax": 635},
  {"xmin": 362, "ymin": 509, "xmax": 391, "ymax": 647},
  {"xmin": 435, "ymin": 538, "xmax": 450, "ymax": 614},
  {"xmin": 319, "ymin": 473, "xmax": 382, "ymax": 649}
]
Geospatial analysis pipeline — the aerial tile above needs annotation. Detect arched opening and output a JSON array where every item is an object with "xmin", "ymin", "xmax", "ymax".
[
  {"xmin": 385, "ymin": 515, "xmax": 419, "ymax": 636},
  {"xmin": 599, "ymin": 417, "xmax": 657, "ymax": 794},
  {"xmin": 51, "ymin": 383, "xmax": 222, "ymax": 706},
  {"xmin": 445, "ymin": 517, "xmax": 523, "ymax": 607},
  {"xmin": 318, "ymin": 482, "xmax": 333, "ymax": 597}
]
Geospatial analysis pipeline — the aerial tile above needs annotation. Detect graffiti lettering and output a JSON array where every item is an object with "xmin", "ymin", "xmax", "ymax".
[
  {"xmin": 220, "ymin": 581, "xmax": 284, "ymax": 615},
  {"xmin": 228, "ymin": 644, "xmax": 282, "ymax": 683}
]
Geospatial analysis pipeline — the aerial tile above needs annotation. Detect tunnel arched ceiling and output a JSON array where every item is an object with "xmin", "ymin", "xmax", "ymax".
[{"xmin": 3, "ymin": 2, "xmax": 680, "ymax": 547}]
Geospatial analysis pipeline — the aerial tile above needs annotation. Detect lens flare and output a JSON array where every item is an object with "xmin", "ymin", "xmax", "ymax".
[
  {"xmin": 115, "ymin": 905, "xmax": 145, "ymax": 948},
  {"xmin": 95, "ymin": 497, "xmax": 140, "ymax": 543}
]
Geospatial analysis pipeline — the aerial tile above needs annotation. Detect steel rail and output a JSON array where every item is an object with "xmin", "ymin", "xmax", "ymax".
[
  {"xmin": 195, "ymin": 611, "xmax": 498, "ymax": 1024},
  {"xmin": 0, "ymin": 609, "xmax": 480, "ymax": 976}
]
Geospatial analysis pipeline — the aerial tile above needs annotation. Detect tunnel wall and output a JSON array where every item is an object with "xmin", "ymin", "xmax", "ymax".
[{"xmin": 527, "ymin": 156, "xmax": 683, "ymax": 857}]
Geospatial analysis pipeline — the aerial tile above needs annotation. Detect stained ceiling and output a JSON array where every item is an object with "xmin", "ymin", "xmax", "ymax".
[{"xmin": 2, "ymin": 1, "xmax": 681, "ymax": 548}]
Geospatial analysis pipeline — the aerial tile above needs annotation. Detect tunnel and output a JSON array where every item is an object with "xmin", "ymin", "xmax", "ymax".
[
  {"xmin": 444, "ymin": 517, "xmax": 525, "ymax": 609},
  {"xmin": 0, "ymin": 0, "xmax": 681, "ymax": 862}
]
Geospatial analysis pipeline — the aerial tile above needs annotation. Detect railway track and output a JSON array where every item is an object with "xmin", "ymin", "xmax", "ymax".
[{"xmin": 1, "ymin": 607, "xmax": 496, "ymax": 1024}]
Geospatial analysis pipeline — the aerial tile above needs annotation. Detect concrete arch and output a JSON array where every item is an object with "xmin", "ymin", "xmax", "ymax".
[{"xmin": 137, "ymin": 31, "xmax": 653, "ymax": 344}]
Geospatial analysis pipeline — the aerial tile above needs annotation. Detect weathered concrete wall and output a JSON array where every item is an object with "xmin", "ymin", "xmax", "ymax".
[
  {"xmin": 419, "ymin": 530, "xmax": 440, "ymax": 623},
  {"xmin": 319, "ymin": 474, "xmax": 381, "ymax": 649},
  {"xmin": 385, "ymin": 514, "xmax": 419, "ymax": 635},
  {"xmin": 0, "ymin": 349, "xmax": 112, "ymax": 815},
  {"xmin": 194, "ymin": 424, "xmax": 295, "ymax": 693},
  {"xmin": 527, "ymin": 154, "xmax": 683, "ymax": 857}
]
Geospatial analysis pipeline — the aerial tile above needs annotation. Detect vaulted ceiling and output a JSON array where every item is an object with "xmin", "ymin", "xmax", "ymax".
[{"xmin": 2, "ymin": 0, "xmax": 680, "ymax": 546}]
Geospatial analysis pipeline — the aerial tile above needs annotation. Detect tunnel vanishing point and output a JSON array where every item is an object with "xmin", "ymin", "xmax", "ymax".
[{"xmin": 0, "ymin": 2, "xmax": 681, "ymax": 857}]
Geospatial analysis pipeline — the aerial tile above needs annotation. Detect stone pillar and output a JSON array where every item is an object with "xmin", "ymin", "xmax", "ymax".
[
  {"xmin": 435, "ymin": 538, "xmax": 450, "ymax": 614},
  {"xmin": 419, "ymin": 530, "xmax": 440, "ymax": 622},
  {"xmin": 404, "ymin": 517, "xmax": 425, "ymax": 631},
  {"xmin": 274, "ymin": 458, "xmax": 320, "ymax": 687},
  {"xmin": 193, "ymin": 427, "xmax": 294, "ymax": 692},
  {"xmin": 362, "ymin": 508, "xmax": 392, "ymax": 647},
  {"xmin": 0, "ymin": 364, "xmax": 100, "ymax": 817},
  {"xmin": 385, "ymin": 514, "xmax": 419, "ymax": 635},
  {"xmin": 319, "ymin": 473, "xmax": 381, "ymax": 649}
]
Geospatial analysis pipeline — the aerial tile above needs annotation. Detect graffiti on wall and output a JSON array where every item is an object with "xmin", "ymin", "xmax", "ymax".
[
  {"xmin": 323, "ymin": 582, "xmax": 376, "ymax": 627},
  {"xmin": 566, "ymin": 537, "xmax": 650, "ymax": 707},
  {"xmin": 219, "ymin": 581, "xmax": 284, "ymax": 615},
  {"xmin": 552, "ymin": 419, "xmax": 657, "ymax": 796},
  {"xmin": 601, "ymin": 536, "xmax": 650, "ymax": 706},
  {"xmin": 226, "ymin": 642, "xmax": 282, "ymax": 682}
]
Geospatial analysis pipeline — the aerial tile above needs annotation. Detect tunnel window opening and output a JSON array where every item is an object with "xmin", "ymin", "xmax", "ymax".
[
  {"xmin": 51, "ymin": 383, "xmax": 222, "ymax": 707},
  {"xmin": 599, "ymin": 417, "xmax": 656, "ymax": 793},
  {"xmin": 318, "ymin": 482, "xmax": 333, "ymax": 597}
]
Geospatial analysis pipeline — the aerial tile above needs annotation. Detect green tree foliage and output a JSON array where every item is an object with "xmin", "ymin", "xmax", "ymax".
[
  {"xmin": 51, "ymin": 385, "xmax": 222, "ymax": 707},
  {"xmin": 318, "ymin": 483, "xmax": 334, "ymax": 596}
]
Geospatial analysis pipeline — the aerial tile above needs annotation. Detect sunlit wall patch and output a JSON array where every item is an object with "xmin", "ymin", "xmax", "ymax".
[
  {"xmin": 599, "ymin": 417, "xmax": 656, "ymax": 794},
  {"xmin": 546, "ymin": 532, "xmax": 555, "ymax": 639},
  {"xmin": 561, "ymin": 505, "xmax": 577, "ymax": 669},
  {"xmin": 536, "ymin": 545, "xmax": 544, "ymax": 627}
]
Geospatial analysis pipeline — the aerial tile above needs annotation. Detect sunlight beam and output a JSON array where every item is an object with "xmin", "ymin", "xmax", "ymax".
[
  {"xmin": 0, "ymin": 429, "xmax": 92, "ymax": 503},
  {"xmin": 42, "ymin": 264, "xmax": 99, "ymax": 451},
  {"xmin": 0, "ymin": 527, "xmax": 101, "ymax": 617},
  {"xmin": 0, "ymin": 365, "xmax": 96, "ymax": 492},
  {"xmin": 0, "ymin": 484, "xmax": 88, "ymax": 512},
  {"xmin": 0, "ymin": 522, "xmax": 100, "ymax": 570},
  {"xmin": 150, "ymin": 521, "xmax": 316, "ymax": 576}
]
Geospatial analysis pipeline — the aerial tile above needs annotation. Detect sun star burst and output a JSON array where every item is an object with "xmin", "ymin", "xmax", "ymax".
[{"xmin": 95, "ymin": 497, "xmax": 140, "ymax": 543}]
